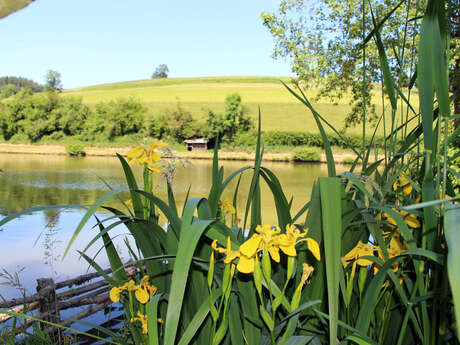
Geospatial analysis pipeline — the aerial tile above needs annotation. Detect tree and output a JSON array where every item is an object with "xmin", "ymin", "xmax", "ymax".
[
  {"xmin": 205, "ymin": 93, "xmax": 253, "ymax": 142},
  {"xmin": 261, "ymin": 0, "xmax": 426, "ymax": 128},
  {"xmin": 0, "ymin": 76, "xmax": 44, "ymax": 92},
  {"xmin": 0, "ymin": 0, "xmax": 35, "ymax": 19},
  {"xmin": 151, "ymin": 64, "xmax": 169, "ymax": 79},
  {"xmin": 45, "ymin": 69, "xmax": 63, "ymax": 92},
  {"xmin": 0, "ymin": 84, "xmax": 18, "ymax": 99}
]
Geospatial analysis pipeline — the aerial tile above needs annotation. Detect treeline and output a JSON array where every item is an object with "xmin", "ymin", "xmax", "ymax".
[
  {"xmin": 0, "ymin": 89, "xmax": 253, "ymax": 144},
  {"xmin": 0, "ymin": 76, "xmax": 44, "ymax": 98},
  {"xmin": 0, "ymin": 89, "xmax": 389, "ymax": 150}
]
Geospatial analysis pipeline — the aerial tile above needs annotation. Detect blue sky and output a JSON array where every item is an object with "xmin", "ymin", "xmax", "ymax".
[{"xmin": 0, "ymin": 0, "xmax": 293, "ymax": 89}]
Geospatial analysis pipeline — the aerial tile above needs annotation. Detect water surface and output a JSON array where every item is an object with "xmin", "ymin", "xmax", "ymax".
[{"xmin": 0, "ymin": 153, "xmax": 331, "ymax": 300}]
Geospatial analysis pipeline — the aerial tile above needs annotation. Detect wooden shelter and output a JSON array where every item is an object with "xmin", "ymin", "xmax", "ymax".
[{"xmin": 184, "ymin": 138, "xmax": 209, "ymax": 151}]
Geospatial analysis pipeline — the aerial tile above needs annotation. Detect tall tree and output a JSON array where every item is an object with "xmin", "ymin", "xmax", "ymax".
[
  {"xmin": 151, "ymin": 64, "xmax": 169, "ymax": 79},
  {"xmin": 45, "ymin": 69, "xmax": 63, "ymax": 92},
  {"xmin": 261, "ymin": 0, "xmax": 425, "ymax": 128}
]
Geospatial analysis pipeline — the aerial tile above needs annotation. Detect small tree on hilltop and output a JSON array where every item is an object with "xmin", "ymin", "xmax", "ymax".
[
  {"xmin": 151, "ymin": 64, "xmax": 169, "ymax": 79},
  {"xmin": 45, "ymin": 69, "xmax": 63, "ymax": 92}
]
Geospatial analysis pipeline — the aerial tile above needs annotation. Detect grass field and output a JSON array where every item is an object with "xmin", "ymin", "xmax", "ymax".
[{"xmin": 64, "ymin": 76, "xmax": 419, "ymax": 135}]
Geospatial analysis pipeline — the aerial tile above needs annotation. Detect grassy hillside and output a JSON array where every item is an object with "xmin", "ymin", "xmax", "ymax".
[{"xmin": 64, "ymin": 76, "xmax": 418, "ymax": 135}]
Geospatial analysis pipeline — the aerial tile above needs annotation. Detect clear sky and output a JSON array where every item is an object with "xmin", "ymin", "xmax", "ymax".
[{"xmin": 0, "ymin": 0, "xmax": 293, "ymax": 89}]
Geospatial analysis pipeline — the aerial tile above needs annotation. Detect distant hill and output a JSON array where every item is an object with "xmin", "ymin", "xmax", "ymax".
[
  {"xmin": 64, "ymin": 76, "xmax": 409, "ymax": 135},
  {"xmin": 0, "ymin": 76, "xmax": 44, "ymax": 93}
]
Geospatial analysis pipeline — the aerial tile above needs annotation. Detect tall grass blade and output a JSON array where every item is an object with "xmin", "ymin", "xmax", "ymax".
[
  {"xmin": 319, "ymin": 177, "xmax": 342, "ymax": 344},
  {"xmin": 163, "ymin": 217, "xmax": 214, "ymax": 345},
  {"xmin": 116, "ymin": 153, "xmax": 143, "ymax": 218},
  {"xmin": 177, "ymin": 289, "xmax": 223, "ymax": 345},
  {"xmin": 244, "ymin": 108, "xmax": 263, "ymax": 233},
  {"xmin": 148, "ymin": 294, "xmax": 162, "ymax": 345},
  {"xmin": 63, "ymin": 188, "xmax": 126, "ymax": 258},
  {"xmin": 444, "ymin": 203, "xmax": 460, "ymax": 342},
  {"xmin": 95, "ymin": 216, "xmax": 128, "ymax": 282},
  {"xmin": 282, "ymin": 82, "xmax": 337, "ymax": 176}
]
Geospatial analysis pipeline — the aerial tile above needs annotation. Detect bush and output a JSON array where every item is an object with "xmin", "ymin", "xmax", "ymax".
[
  {"xmin": 58, "ymin": 97, "xmax": 90, "ymax": 136},
  {"xmin": 291, "ymin": 147, "xmax": 321, "ymax": 162},
  {"xmin": 90, "ymin": 98, "xmax": 145, "ymax": 140},
  {"xmin": 232, "ymin": 130, "xmax": 258, "ymax": 148},
  {"xmin": 66, "ymin": 143, "xmax": 86, "ymax": 157},
  {"xmin": 154, "ymin": 103, "xmax": 198, "ymax": 142},
  {"xmin": 205, "ymin": 93, "xmax": 252, "ymax": 143}
]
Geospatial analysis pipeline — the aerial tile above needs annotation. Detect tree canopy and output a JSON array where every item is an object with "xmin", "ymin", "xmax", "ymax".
[
  {"xmin": 152, "ymin": 64, "xmax": 169, "ymax": 79},
  {"xmin": 261, "ymin": 0, "xmax": 458, "ymax": 129},
  {"xmin": 0, "ymin": 76, "xmax": 44, "ymax": 93},
  {"xmin": 45, "ymin": 69, "xmax": 63, "ymax": 92}
]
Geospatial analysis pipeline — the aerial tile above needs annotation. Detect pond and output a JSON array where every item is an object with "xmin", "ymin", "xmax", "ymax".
[{"xmin": 0, "ymin": 153, "xmax": 335, "ymax": 301}]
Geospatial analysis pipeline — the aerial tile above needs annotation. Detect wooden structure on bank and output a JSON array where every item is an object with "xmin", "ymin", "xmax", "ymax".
[
  {"xmin": 0, "ymin": 263, "xmax": 138, "ymax": 342},
  {"xmin": 184, "ymin": 138, "xmax": 209, "ymax": 151}
]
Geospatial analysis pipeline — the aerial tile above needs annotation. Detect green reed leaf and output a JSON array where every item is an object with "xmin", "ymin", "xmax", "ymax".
[
  {"xmin": 148, "ymin": 294, "xmax": 162, "ymax": 345},
  {"xmin": 176, "ymin": 289, "xmax": 222, "ymax": 345},
  {"xmin": 319, "ymin": 177, "xmax": 342, "ymax": 345},
  {"xmin": 163, "ymin": 218, "xmax": 214, "ymax": 345},
  {"xmin": 282, "ymin": 82, "xmax": 337, "ymax": 177},
  {"xmin": 444, "ymin": 203, "xmax": 460, "ymax": 342},
  {"xmin": 96, "ymin": 216, "xmax": 128, "ymax": 283},
  {"xmin": 63, "ymin": 188, "xmax": 127, "ymax": 259}
]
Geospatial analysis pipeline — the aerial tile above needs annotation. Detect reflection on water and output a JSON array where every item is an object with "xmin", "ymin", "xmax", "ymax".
[{"xmin": 0, "ymin": 153, "xmax": 333, "ymax": 300}]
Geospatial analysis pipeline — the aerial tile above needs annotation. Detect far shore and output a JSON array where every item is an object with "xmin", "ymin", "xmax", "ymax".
[{"xmin": 0, "ymin": 142, "xmax": 362, "ymax": 164}]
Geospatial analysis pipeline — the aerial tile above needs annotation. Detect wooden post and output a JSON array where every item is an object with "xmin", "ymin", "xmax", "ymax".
[{"xmin": 36, "ymin": 278, "xmax": 60, "ymax": 326}]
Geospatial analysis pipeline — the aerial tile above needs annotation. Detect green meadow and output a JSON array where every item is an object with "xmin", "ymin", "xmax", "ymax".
[{"xmin": 64, "ymin": 76, "xmax": 417, "ymax": 135}]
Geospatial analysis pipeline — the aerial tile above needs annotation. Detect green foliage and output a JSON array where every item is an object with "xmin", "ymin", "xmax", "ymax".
[
  {"xmin": 0, "ymin": 84, "xmax": 18, "ymax": 99},
  {"xmin": 152, "ymin": 64, "xmax": 169, "ymax": 79},
  {"xmin": 0, "ymin": 76, "xmax": 44, "ymax": 93},
  {"xmin": 89, "ymin": 98, "xmax": 146, "ymax": 140},
  {"xmin": 291, "ymin": 147, "xmax": 321, "ymax": 162},
  {"xmin": 45, "ymin": 70, "xmax": 63, "ymax": 92},
  {"xmin": 152, "ymin": 102, "xmax": 199, "ymax": 142},
  {"xmin": 0, "ymin": 0, "xmax": 34, "ymax": 18},
  {"xmin": 0, "ymin": 90, "xmax": 90, "ymax": 142},
  {"xmin": 261, "ymin": 0, "xmax": 421, "ymax": 128},
  {"xmin": 57, "ymin": 96, "xmax": 91, "ymax": 136},
  {"xmin": 65, "ymin": 143, "xmax": 86, "ymax": 157},
  {"xmin": 205, "ymin": 93, "xmax": 253, "ymax": 142}
]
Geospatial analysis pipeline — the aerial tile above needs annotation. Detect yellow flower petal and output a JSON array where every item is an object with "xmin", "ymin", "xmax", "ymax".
[
  {"xmin": 301, "ymin": 263, "xmax": 314, "ymax": 284},
  {"xmin": 306, "ymin": 238, "xmax": 321, "ymax": 261},
  {"xmin": 237, "ymin": 255, "xmax": 255, "ymax": 274},
  {"xmin": 268, "ymin": 245, "xmax": 281, "ymax": 262},
  {"xmin": 279, "ymin": 244, "xmax": 297, "ymax": 257},
  {"xmin": 147, "ymin": 164, "xmax": 162, "ymax": 173},
  {"xmin": 405, "ymin": 213, "xmax": 421, "ymax": 228},
  {"xmin": 127, "ymin": 145, "xmax": 145, "ymax": 161},
  {"xmin": 109, "ymin": 287, "xmax": 122, "ymax": 302},
  {"xmin": 135, "ymin": 287, "xmax": 150, "ymax": 304},
  {"xmin": 240, "ymin": 234, "xmax": 262, "ymax": 258}
]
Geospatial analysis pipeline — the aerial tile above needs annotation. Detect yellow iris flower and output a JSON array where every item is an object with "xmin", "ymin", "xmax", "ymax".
[
  {"xmin": 126, "ymin": 142, "xmax": 166, "ymax": 173},
  {"xmin": 342, "ymin": 241, "xmax": 376, "ymax": 269},
  {"xmin": 211, "ymin": 224, "xmax": 320, "ymax": 274},
  {"xmin": 109, "ymin": 276, "xmax": 158, "ymax": 304},
  {"xmin": 297, "ymin": 263, "xmax": 315, "ymax": 292},
  {"xmin": 278, "ymin": 224, "xmax": 321, "ymax": 261},
  {"xmin": 393, "ymin": 173, "xmax": 413, "ymax": 196},
  {"xmin": 131, "ymin": 312, "xmax": 149, "ymax": 334},
  {"xmin": 376, "ymin": 210, "xmax": 421, "ymax": 229},
  {"xmin": 220, "ymin": 198, "xmax": 236, "ymax": 223},
  {"xmin": 240, "ymin": 224, "xmax": 281, "ymax": 263}
]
